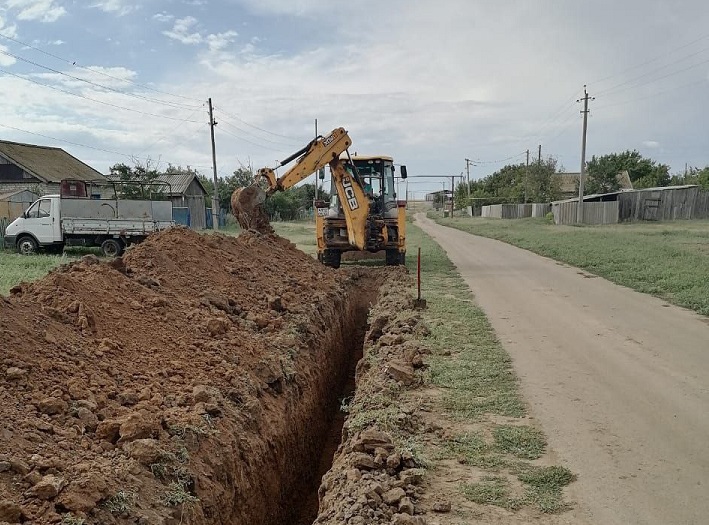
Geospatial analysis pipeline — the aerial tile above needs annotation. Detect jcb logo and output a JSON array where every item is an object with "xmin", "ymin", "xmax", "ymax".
[
  {"xmin": 323, "ymin": 133, "xmax": 335, "ymax": 147},
  {"xmin": 342, "ymin": 177, "xmax": 359, "ymax": 210}
]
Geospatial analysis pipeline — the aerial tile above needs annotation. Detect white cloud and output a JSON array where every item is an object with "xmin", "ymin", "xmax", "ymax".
[
  {"xmin": 0, "ymin": 15, "xmax": 18, "ymax": 38},
  {"xmin": 0, "ymin": 43, "xmax": 16, "ymax": 66},
  {"xmin": 206, "ymin": 30, "xmax": 237, "ymax": 52},
  {"xmin": 643, "ymin": 140, "xmax": 660, "ymax": 149},
  {"xmin": 4, "ymin": 0, "xmax": 66, "ymax": 22},
  {"xmin": 90, "ymin": 0, "xmax": 138, "ymax": 16},
  {"xmin": 152, "ymin": 11, "xmax": 173, "ymax": 23},
  {"xmin": 163, "ymin": 16, "xmax": 203, "ymax": 45}
]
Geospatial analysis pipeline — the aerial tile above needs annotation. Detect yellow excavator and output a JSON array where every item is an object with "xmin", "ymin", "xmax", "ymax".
[{"xmin": 231, "ymin": 127, "xmax": 407, "ymax": 268}]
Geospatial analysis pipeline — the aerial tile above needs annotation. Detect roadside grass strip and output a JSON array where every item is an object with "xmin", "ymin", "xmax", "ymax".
[{"xmin": 429, "ymin": 214, "xmax": 709, "ymax": 316}]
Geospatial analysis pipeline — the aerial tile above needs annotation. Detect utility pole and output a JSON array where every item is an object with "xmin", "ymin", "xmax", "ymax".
[
  {"xmin": 577, "ymin": 86, "xmax": 594, "ymax": 224},
  {"xmin": 464, "ymin": 158, "xmax": 472, "ymax": 215},
  {"xmin": 538, "ymin": 144, "xmax": 542, "ymax": 165},
  {"xmin": 525, "ymin": 149, "xmax": 530, "ymax": 203},
  {"xmin": 208, "ymin": 98, "xmax": 219, "ymax": 230}
]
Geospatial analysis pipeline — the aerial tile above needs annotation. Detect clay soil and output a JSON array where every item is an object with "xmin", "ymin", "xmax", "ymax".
[{"xmin": 0, "ymin": 227, "xmax": 377, "ymax": 525}]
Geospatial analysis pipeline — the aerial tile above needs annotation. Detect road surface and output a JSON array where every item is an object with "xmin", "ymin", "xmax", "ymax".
[{"xmin": 417, "ymin": 214, "xmax": 709, "ymax": 525}]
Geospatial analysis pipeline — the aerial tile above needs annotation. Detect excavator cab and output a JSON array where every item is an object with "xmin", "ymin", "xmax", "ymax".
[{"xmin": 317, "ymin": 154, "xmax": 407, "ymax": 268}]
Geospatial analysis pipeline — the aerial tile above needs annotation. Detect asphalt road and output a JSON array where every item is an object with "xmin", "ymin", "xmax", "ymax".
[{"xmin": 417, "ymin": 214, "xmax": 709, "ymax": 525}]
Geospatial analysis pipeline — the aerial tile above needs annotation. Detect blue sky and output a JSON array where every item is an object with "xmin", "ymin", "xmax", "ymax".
[{"xmin": 0, "ymin": 0, "xmax": 708, "ymax": 197}]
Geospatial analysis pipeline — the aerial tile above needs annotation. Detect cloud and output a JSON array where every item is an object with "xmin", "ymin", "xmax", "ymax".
[
  {"xmin": 0, "ymin": 43, "xmax": 16, "ymax": 66},
  {"xmin": 4, "ymin": 0, "xmax": 66, "ymax": 22},
  {"xmin": 162, "ymin": 16, "xmax": 237, "ymax": 51},
  {"xmin": 90, "ymin": 0, "xmax": 138, "ymax": 16},
  {"xmin": 152, "ymin": 11, "xmax": 173, "ymax": 23},
  {"xmin": 163, "ymin": 16, "xmax": 203, "ymax": 45},
  {"xmin": 642, "ymin": 140, "xmax": 660, "ymax": 149},
  {"xmin": 206, "ymin": 30, "xmax": 238, "ymax": 52},
  {"xmin": 0, "ymin": 15, "xmax": 18, "ymax": 38}
]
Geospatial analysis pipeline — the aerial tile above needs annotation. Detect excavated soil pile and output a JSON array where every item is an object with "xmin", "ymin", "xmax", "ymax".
[
  {"xmin": 0, "ymin": 227, "xmax": 373, "ymax": 525},
  {"xmin": 230, "ymin": 186, "xmax": 274, "ymax": 234}
]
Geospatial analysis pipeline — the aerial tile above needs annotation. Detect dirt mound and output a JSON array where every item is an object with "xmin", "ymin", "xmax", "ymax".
[
  {"xmin": 230, "ymin": 186, "xmax": 273, "ymax": 234},
  {"xmin": 0, "ymin": 227, "xmax": 367, "ymax": 525}
]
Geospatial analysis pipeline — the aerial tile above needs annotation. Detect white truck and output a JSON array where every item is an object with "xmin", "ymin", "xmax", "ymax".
[{"xmin": 3, "ymin": 190, "xmax": 173, "ymax": 257}]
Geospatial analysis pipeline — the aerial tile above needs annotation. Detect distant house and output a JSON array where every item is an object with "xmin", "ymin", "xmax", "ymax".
[
  {"xmin": 106, "ymin": 171, "xmax": 209, "ymax": 229},
  {"xmin": 0, "ymin": 140, "xmax": 106, "ymax": 196},
  {"xmin": 555, "ymin": 171, "xmax": 633, "ymax": 199}
]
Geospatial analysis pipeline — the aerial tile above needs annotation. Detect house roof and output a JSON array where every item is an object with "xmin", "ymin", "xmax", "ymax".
[
  {"xmin": 105, "ymin": 172, "xmax": 207, "ymax": 196},
  {"xmin": 0, "ymin": 140, "xmax": 106, "ymax": 183}
]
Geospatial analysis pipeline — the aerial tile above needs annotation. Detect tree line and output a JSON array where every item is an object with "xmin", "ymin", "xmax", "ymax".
[
  {"xmin": 455, "ymin": 150, "xmax": 709, "ymax": 207},
  {"xmin": 108, "ymin": 161, "xmax": 328, "ymax": 221}
]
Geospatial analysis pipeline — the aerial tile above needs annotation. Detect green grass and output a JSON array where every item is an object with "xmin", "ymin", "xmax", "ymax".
[
  {"xmin": 460, "ymin": 476, "xmax": 522, "ymax": 510},
  {"xmin": 0, "ymin": 250, "xmax": 77, "ymax": 295},
  {"xmin": 405, "ymin": 223, "xmax": 525, "ymax": 419},
  {"xmin": 493, "ymin": 425, "xmax": 546, "ymax": 460},
  {"xmin": 429, "ymin": 214, "xmax": 709, "ymax": 316}
]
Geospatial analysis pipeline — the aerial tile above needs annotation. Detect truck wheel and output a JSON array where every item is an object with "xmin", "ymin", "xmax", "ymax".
[
  {"xmin": 321, "ymin": 249, "xmax": 341, "ymax": 269},
  {"xmin": 386, "ymin": 249, "xmax": 404, "ymax": 266},
  {"xmin": 101, "ymin": 238, "xmax": 123, "ymax": 257},
  {"xmin": 17, "ymin": 236, "xmax": 38, "ymax": 255}
]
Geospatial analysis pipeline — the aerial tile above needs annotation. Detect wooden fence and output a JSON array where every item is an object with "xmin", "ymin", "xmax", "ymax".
[
  {"xmin": 552, "ymin": 201, "xmax": 620, "ymax": 225},
  {"xmin": 618, "ymin": 186, "xmax": 709, "ymax": 221},
  {"xmin": 532, "ymin": 203, "xmax": 551, "ymax": 218},
  {"xmin": 481, "ymin": 204, "xmax": 532, "ymax": 219}
]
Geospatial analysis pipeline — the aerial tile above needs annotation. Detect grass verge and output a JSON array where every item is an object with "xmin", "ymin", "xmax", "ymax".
[
  {"xmin": 403, "ymin": 222, "xmax": 573, "ymax": 514},
  {"xmin": 428, "ymin": 213, "xmax": 709, "ymax": 316}
]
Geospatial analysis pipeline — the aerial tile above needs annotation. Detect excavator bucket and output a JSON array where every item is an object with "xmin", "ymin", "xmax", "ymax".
[{"xmin": 230, "ymin": 185, "xmax": 274, "ymax": 234}]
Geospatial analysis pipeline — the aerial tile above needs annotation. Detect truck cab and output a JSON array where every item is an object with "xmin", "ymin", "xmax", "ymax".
[{"xmin": 4, "ymin": 195, "xmax": 63, "ymax": 254}]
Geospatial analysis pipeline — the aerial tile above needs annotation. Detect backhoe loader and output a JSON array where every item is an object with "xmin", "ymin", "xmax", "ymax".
[{"xmin": 231, "ymin": 127, "xmax": 407, "ymax": 268}]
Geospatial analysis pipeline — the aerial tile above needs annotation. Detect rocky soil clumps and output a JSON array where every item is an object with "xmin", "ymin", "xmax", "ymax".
[{"xmin": 314, "ymin": 272, "xmax": 433, "ymax": 525}]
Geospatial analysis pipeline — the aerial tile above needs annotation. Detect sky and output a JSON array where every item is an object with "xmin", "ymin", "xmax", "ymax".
[{"xmin": 0, "ymin": 0, "xmax": 708, "ymax": 198}]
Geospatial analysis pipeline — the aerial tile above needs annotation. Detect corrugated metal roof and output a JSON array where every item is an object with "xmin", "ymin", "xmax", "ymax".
[
  {"xmin": 105, "ymin": 172, "xmax": 207, "ymax": 196},
  {"xmin": 0, "ymin": 140, "xmax": 106, "ymax": 183}
]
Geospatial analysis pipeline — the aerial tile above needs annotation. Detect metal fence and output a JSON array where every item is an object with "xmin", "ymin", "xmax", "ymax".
[{"xmin": 552, "ymin": 201, "xmax": 619, "ymax": 225}]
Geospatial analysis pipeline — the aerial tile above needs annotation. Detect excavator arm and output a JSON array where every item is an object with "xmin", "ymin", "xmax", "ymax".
[
  {"xmin": 232, "ymin": 127, "xmax": 371, "ymax": 250},
  {"xmin": 258, "ymin": 127, "xmax": 352, "ymax": 194}
]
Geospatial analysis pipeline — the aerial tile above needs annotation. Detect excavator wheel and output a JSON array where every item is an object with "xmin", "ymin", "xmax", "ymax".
[
  {"xmin": 321, "ymin": 249, "xmax": 341, "ymax": 269},
  {"xmin": 385, "ymin": 249, "xmax": 405, "ymax": 266}
]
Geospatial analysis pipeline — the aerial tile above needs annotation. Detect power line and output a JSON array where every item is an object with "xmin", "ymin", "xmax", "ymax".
[
  {"xmin": 590, "ymin": 30, "xmax": 709, "ymax": 86},
  {"xmin": 595, "ymin": 77, "xmax": 707, "ymax": 111},
  {"xmin": 0, "ymin": 47, "xmax": 200, "ymax": 110},
  {"xmin": 216, "ymin": 125, "xmax": 284, "ymax": 152},
  {"xmin": 216, "ymin": 112, "xmax": 300, "ymax": 148},
  {"xmin": 213, "ymin": 105, "xmax": 303, "ymax": 142},
  {"xmin": 0, "ymin": 66, "xmax": 203, "ymax": 123},
  {"xmin": 596, "ymin": 45, "xmax": 709, "ymax": 97},
  {"xmin": 0, "ymin": 32, "xmax": 203, "ymax": 106},
  {"xmin": 0, "ymin": 122, "xmax": 214, "ymax": 171},
  {"xmin": 471, "ymin": 151, "xmax": 527, "ymax": 165}
]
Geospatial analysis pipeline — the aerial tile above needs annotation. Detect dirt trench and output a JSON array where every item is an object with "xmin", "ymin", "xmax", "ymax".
[{"xmin": 0, "ymin": 228, "xmax": 415, "ymax": 525}]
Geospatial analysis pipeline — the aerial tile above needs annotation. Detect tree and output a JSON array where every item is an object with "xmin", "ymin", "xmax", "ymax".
[
  {"xmin": 109, "ymin": 161, "xmax": 165, "ymax": 199},
  {"xmin": 585, "ymin": 150, "xmax": 670, "ymax": 193},
  {"xmin": 199, "ymin": 165, "xmax": 257, "ymax": 211},
  {"xmin": 453, "ymin": 156, "xmax": 561, "ymax": 209},
  {"xmin": 670, "ymin": 166, "xmax": 709, "ymax": 189}
]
